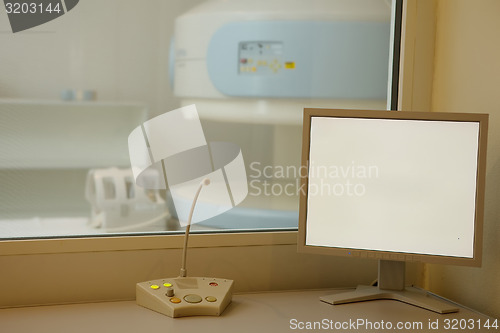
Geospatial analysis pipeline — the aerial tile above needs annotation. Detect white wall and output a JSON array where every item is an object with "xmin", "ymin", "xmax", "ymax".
[
  {"xmin": 428, "ymin": 0, "xmax": 500, "ymax": 318},
  {"xmin": 0, "ymin": 0, "xmax": 205, "ymax": 116}
]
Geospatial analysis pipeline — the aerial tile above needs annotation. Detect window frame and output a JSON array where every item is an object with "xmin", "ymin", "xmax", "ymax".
[
  {"xmin": 0, "ymin": 231, "xmax": 298, "ymax": 255},
  {"xmin": 0, "ymin": 0, "xmax": 411, "ymax": 257}
]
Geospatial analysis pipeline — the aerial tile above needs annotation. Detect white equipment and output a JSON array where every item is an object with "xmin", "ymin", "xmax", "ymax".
[
  {"xmin": 85, "ymin": 167, "xmax": 168, "ymax": 232},
  {"xmin": 171, "ymin": 0, "xmax": 392, "ymax": 120},
  {"xmin": 136, "ymin": 178, "xmax": 234, "ymax": 318},
  {"xmin": 136, "ymin": 276, "xmax": 233, "ymax": 318}
]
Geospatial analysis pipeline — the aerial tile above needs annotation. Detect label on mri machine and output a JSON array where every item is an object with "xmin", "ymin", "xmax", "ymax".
[{"xmin": 238, "ymin": 41, "xmax": 285, "ymax": 75}]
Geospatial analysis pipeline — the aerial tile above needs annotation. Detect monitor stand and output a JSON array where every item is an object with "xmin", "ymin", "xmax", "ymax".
[{"xmin": 320, "ymin": 260, "xmax": 459, "ymax": 314}]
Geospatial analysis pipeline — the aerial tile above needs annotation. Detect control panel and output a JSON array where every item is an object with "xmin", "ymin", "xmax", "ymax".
[
  {"xmin": 238, "ymin": 41, "xmax": 294, "ymax": 75},
  {"xmin": 136, "ymin": 277, "xmax": 233, "ymax": 318},
  {"xmin": 206, "ymin": 20, "xmax": 390, "ymax": 98}
]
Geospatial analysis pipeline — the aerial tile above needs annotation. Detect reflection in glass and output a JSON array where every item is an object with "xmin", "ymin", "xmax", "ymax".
[{"xmin": 0, "ymin": 0, "xmax": 395, "ymax": 238}]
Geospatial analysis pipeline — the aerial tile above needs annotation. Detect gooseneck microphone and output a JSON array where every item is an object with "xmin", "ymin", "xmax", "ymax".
[
  {"xmin": 179, "ymin": 178, "xmax": 211, "ymax": 278},
  {"xmin": 135, "ymin": 176, "xmax": 233, "ymax": 317},
  {"xmin": 131, "ymin": 106, "xmax": 238, "ymax": 317}
]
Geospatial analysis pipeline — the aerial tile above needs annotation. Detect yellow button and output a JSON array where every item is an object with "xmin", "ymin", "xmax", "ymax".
[
  {"xmin": 285, "ymin": 62, "xmax": 295, "ymax": 69},
  {"xmin": 150, "ymin": 285, "xmax": 160, "ymax": 290},
  {"xmin": 170, "ymin": 297, "xmax": 181, "ymax": 304},
  {"xmin": 206, "ymin": 296, "xmax": 217, "ymax": 302},
  {"xmin": 163, "ymin": 283, "xmax": 172, "ymax": 287}
]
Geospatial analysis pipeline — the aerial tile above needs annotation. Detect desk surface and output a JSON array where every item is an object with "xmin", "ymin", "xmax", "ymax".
[{"xmin": 0, "ymin": 289, "xmax": 496, "ymax": 333}]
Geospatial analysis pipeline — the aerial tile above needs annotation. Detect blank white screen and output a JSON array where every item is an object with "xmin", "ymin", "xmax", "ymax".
[{"xmin": 306, "ymin": 117, "xmax": 480, "ymax": 258}]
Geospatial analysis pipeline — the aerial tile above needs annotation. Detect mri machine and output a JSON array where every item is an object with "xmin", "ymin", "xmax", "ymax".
[{"xmin": 168, "ymin": 0, "xmax": 392, "ymax": 231}]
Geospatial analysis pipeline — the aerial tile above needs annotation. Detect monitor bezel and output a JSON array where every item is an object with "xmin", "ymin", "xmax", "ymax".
[{"xmin": 297, "ymin": 108, "xmax": 488, "ymax": 267}]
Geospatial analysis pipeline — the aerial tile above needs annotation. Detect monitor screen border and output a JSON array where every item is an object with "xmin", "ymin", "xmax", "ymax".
[{"xmin": 297, "ymin": 108, "xmax": 488, "ymax": 267}]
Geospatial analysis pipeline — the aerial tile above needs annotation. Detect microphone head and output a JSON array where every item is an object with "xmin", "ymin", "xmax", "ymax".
[{"xmin": 201, "ymin": 178, "xmax": 210, "ymax": 186}]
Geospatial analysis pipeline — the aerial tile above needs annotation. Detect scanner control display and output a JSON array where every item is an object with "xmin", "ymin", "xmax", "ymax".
[{"xmin": 239, "ymin": 41, "xmax": 294, "ymax": 75}]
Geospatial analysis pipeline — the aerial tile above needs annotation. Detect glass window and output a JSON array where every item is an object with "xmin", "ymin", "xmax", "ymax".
[{"xmin": 0, "ymin": 0, "xmax": 400, "ymax": 239}]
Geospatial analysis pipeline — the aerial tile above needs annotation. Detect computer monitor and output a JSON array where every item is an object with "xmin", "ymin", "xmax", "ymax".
[{"xmin": 298, "ymin": 108, "xmax": 488, "ymax": 314}]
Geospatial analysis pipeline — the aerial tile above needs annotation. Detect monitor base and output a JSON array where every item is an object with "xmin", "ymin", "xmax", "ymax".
[{"xmin": 320, "ymin": 285, "xmax": 459, "ymax": 314}]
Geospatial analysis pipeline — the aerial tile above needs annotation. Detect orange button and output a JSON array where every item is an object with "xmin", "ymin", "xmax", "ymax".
[{"xmin": 170, "ymin": 297, "xmax": 181, "ymax": 304}]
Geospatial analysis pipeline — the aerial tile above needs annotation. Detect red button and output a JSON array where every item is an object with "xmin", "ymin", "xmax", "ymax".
[{"xmin": 209, "ymin": 282, "xmax": 218, "ymax": 287}]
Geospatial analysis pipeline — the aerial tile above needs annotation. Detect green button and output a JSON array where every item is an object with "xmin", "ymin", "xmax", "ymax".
[{"xmin": 184, "ymin": 294, "xmax": 202, "ymax": 304}]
